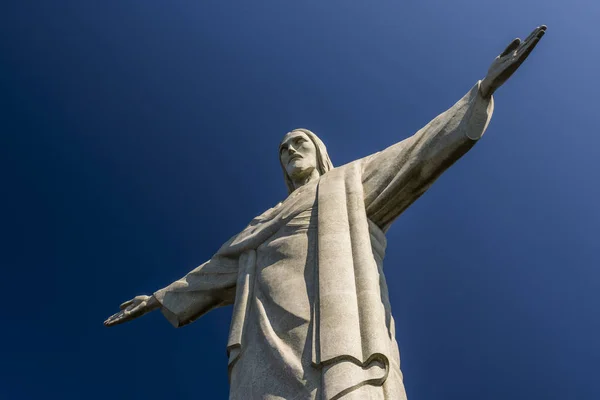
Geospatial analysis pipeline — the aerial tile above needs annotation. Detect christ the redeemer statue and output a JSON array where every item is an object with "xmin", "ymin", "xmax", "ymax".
[{"xmin": 105, "ymin": 26, "xmax": 546, "ymax": 400}]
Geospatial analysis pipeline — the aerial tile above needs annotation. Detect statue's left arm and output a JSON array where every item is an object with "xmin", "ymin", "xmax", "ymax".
[
  {"xmin": 362, "ymin": 25, "xmax": 546, "ymax": 231},
  {"xmin": 362, "ymin": 80, "xmax": 493, "ymax": 230}
]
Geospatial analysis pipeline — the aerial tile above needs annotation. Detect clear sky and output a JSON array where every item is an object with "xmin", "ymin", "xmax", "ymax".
[{"xmin": 1, "ymin": 1, "xmax": 599, "ymax": 399}]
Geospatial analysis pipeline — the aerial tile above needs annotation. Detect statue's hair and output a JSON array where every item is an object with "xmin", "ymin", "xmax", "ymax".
[{"xmin": 279, "ymin": 128, "xmax": 334, "ymax": 195}]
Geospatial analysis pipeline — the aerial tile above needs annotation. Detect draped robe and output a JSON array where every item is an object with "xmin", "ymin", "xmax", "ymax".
[{"xmin": 153, "ymin": 82, "xmax": 494, "ymax": 399}]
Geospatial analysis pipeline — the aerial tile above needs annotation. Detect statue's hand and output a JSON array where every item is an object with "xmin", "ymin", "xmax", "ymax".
[
  {"xmin": 104, "ymin": 295, "xmax": 159, "ymax": 327},
  {"xmin": 480, "ymin": 25, "xmax": 546, "ymax": 98}
]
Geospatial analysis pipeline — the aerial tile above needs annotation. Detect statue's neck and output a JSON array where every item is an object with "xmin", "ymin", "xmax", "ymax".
[{"xmin": 292, "ymin": 169, "xmax": 320, "ymax": 191}]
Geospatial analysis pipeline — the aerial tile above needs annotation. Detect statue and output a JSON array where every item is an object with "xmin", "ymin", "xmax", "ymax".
[{"xmin": 105, "ymin": 26, "xmax": 547, "ymax": 400}]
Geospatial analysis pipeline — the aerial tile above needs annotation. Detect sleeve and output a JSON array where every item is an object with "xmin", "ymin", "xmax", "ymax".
[
  {"xmin": 362, "ymin": 81, "xmax": 494, "ymax": 231},
  {"xmin": 153, "ymin": 255, "xmax": 239, "ymax": 328}
]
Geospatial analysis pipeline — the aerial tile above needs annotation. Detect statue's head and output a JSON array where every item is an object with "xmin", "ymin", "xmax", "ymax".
[{"xmin": 279, "ymin": 128, "xmax": 333, "ymax": 194}]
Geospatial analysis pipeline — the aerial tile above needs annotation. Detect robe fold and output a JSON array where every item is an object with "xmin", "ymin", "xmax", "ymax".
[{"xmin": 152, "ymin": 82, "xmax": 494, "ymax": 399}]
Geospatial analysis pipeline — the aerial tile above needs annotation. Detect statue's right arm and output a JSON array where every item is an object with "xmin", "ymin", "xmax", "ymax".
[{"xmin": 104, "ymin": 255, "xmax": 239, "ymax": 328}]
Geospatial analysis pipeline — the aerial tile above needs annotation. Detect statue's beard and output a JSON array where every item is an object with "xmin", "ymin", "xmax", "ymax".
[{"xmin": 286, "ymin": 163, "xmax": 315, "ymax": 180}]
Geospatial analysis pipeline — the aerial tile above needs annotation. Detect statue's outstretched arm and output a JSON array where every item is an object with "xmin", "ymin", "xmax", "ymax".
[
  {"xmin": 361, "ymin": 26, "xmax": 546, "ymax": 231},
  {"xmin": 104, "ymin": 255, "xmax": 239, "ymax": 328}
]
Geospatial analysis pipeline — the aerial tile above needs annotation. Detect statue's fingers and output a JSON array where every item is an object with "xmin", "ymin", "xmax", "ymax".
[
  {"xmin": 521, "ymin": 31, "xmax": 545, "ymax": 55},
  {"xmin": 104, "ymin": 311, "xmax": 122, "ymax": 326},
  {"xmin": 520, "ymin": 25, "xmax": 547, "ymax": 50},
  {"xmin": 106, "ymin": 311, "xmax": 131, "ymax": 327},
  {"xmin": 516, "ymin": 28, "xmax": 545, "ymax": 57},
  {"xmin": 127, "ymin": 304, "xmax": 144, "ymax": 316},
  {"xmin": 523, "ymin": 28, "xmax": 536, "ymax": 43},
  {"xmin": 533, "ymin": 27, "xmax": 546, "ymax": 41},
  {"xmin": 120, "ymin": 299, "xmax": 134, "ymax": 310},
  {"xmin": 514, "ymin": 36, "xmax": 542, "ymax": 68},
  {"xmin": 523, "ymin": 25, "xmax": 543, "ymax": 43},
  {"xmin": 500, "ymin": 38, "xmax": 521, "ymax": 57},
  {"xmin": 104, "ymin": 317, "xmax": 121, "ymax": 327}
]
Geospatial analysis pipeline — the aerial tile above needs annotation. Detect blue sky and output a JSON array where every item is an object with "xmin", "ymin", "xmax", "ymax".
[{"xmin": 1, "ymin": 1, "xmax": 598, "ymax": 399}]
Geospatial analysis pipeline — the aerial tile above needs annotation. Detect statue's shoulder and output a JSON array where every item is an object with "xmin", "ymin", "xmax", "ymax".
[
  {"xmin": 318, "ymin": 158, "xmax": 367, "ymax": 188},
  {"xmin": 250, "ymin": 201, "xmax": 283, "ymax": 224}
]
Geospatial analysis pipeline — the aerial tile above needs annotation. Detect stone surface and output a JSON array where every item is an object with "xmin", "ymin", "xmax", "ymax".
[{"xmin": 104, "ymin": 25, "xmax": 546, "ymax": 400}]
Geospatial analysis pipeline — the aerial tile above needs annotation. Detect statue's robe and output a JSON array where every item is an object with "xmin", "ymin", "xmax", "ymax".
[{"xmin": 153, "ymin": 82, "xmax": 494, "ymax": 399}]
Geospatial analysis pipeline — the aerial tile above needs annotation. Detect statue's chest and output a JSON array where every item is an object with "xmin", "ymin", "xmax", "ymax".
[{"xmin": 253, "ymin": 185, "xmax": 319, "ymax": 323}]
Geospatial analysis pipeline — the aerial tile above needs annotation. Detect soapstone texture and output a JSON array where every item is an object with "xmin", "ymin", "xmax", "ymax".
[
  {"xmin": 104, "ymin": 25, "xmax": 547, "ymax": 400},
  {"xmin": 151, "ymin": 83, "xmax": 493, "ymax": 400}
]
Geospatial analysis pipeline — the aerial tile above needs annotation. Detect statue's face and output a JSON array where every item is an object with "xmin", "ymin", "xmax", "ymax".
[{"xmin": 280, "ymin": 131, "xmax": 318, "ymax": 180}]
